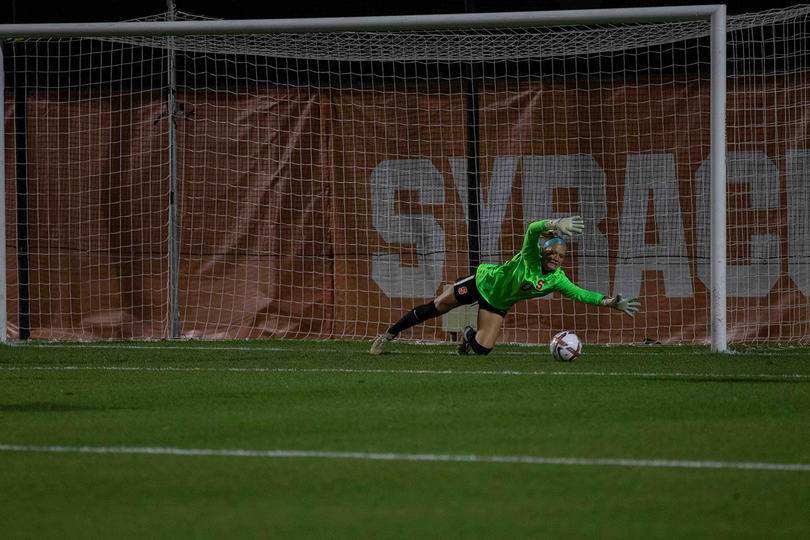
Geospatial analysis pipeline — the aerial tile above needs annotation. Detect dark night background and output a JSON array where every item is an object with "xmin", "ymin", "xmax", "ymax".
[{"xmin": 5, "ymin": 0, "xmax": 807, "ymax": 23}]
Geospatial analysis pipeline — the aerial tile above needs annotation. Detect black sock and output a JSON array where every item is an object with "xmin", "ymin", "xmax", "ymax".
[
  {"xmin": 388, "ymin": 301, "xmax": 440, "ymax": 335},
  {"xmin": 470, "ymin": 333, "xmax": 492, "ymax": 356}
]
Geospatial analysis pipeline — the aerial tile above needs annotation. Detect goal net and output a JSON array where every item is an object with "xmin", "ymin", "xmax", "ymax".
[{"xmin": 2, "ymin": 6, "xmax": 809, "ymax": 344}]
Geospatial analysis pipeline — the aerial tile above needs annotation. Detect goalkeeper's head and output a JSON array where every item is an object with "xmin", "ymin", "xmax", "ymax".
[{"xmin": 540, "ymin": 235, "xmax": 567, "ymax": 273}]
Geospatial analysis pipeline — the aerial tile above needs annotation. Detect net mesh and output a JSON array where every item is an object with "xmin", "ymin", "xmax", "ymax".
[{"xmin": 3, "ymin": 6, "xmax": 810, "ymax": 343}]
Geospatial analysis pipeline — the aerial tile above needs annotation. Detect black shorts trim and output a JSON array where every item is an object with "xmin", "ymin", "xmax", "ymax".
[{"xmin": 452, "ymin": 273, "xmax": 509, "ymax": 318}]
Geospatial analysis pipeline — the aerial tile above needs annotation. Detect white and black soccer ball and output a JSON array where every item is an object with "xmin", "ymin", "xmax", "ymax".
[{"xmin": 549, "ymin": 331, "xmax": 582, "ymax": 362}]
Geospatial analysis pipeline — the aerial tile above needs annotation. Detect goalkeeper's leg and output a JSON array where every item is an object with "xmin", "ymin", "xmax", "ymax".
[
  {"xmin": 370, "ymin": 287, "xmax": 461, "ymax": 356},
  {"xmin": 457, "ymin": 308, "xmax": 504, "ymax": 356},
  {"xmin": 474, "ymin": 309, "xmax": 504, "ymax": 349}
]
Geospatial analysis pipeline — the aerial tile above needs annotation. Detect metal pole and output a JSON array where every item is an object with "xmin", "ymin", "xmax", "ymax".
[
  {"xmin": 0, "ymin": 46, "xmax": 6, "ymax": 342},
  {"xmin": 166, "ymin": 0, "xmax": 182, "ymax": 338},
  {"xmin": 464, "ymin": 0, "xmax": 481, "ymax": 275},
  {"xmin": 710, "ymin": 5, "xmax": 727, "ymax": 352},
  {"xmin": 13, "ymin": 42, "xmax": 31, "ymax": 340},
  {"xmin": 465, "ymin": 67, "xmax": 481, "ymax": 274}
]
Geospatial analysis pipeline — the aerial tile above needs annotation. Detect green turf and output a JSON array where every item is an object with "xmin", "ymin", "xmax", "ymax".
[{"xmin": 1, "ymin": 340, "xmax": 809, "ymax": 539}]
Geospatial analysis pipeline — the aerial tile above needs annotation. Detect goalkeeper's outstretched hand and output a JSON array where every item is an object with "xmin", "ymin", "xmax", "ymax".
[
  {"xmin": 546, "ymin": 215, "xmax": 585, "ymax": 236},
  {"xmin": 601, "ymin": 294, "xmax": 641, "ymax": 317}
]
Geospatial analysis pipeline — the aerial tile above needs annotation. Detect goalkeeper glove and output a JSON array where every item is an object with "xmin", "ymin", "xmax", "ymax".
[
  {"xmin": 545, "ymin": 215, "xmax": 585, "ymax": 236},
  {"xmin": 601, "ymin": 294, "xmax": 641, "ymax": 317}
]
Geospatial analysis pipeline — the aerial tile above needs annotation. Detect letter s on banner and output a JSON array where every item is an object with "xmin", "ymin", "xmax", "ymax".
[{"xmin": 370, "ymin": 159, "xmax": 446, "ymax": 298}]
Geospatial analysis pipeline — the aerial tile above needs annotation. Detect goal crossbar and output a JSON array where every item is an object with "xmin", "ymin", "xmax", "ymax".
[{"xmin": 0, "ymin": 6, "xmax": 722, "ymax": 38}]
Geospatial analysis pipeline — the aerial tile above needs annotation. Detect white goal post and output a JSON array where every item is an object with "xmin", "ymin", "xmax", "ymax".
[{"xmin": 6, "ymin": 4, "xmax": 805, "ymax": 351}]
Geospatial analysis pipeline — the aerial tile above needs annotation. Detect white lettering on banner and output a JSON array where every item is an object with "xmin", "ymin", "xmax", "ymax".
[
  {"xmin": 371, "ymin": 152, "xmax": 798, "ymax": 300},
  {"xmin": 696, "ymin": 151, "xmax": 781, "ymax": 297},
  {"xmin": 614, "ymin": 154, "xmax": 693, "ymax": 298},
  {"xmin": 449, "ymin": 157, "xmax": 519, "ymax": 265},
  {"xmin": 522, "ymin": 155, "xmax": 610, "ymax": 294},
  {"xmin": 786, "ymin": 150, "xmax": 810, "ymax": 295},
  {"xmin": 371, "ymin": 159, "xmax": 445, "ymax": 298}
]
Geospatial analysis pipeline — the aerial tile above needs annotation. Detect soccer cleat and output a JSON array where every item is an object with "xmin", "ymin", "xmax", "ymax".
[
  {"xmin": 456, "ymin": 326, "xmax": 474, "ymax": 355},
  {"xmin": 370, "ymin": 331, "xmax": 397, "ymax": 356}
]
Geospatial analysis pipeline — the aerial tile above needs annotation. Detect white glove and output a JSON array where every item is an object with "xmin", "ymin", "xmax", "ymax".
[
  {"xmin": 601, "ymin": 294, "xmax": 641, "ymax": 317},
  {"xmin": 546, "ymin": 215, "xmax": 585, "ymax": 236}
]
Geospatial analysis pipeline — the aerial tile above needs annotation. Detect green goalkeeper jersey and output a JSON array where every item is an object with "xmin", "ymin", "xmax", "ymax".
[{"xmin": 474, "ymin": 220, "xmax": 605, "ymax": 311}]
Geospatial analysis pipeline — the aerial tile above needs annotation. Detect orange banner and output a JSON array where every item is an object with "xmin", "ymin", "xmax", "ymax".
[{"xmin": 3, "ymin": 75, "xmax": 809, "ymax": 343}]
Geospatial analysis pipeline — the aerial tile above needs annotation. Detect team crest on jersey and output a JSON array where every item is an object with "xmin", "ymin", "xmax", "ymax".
[
  {"xmin": 458, "ymin": 286, "xmax": 468, "ymax": 295},
  {"xmin": 535, "ymin": 279, "xmax": 546, "ymax": 290}
]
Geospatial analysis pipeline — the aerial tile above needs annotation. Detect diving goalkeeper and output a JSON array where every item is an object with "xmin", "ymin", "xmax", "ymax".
[{"xmin": 370, "ymin": 216, "xmax": 640, "ymax": 356}]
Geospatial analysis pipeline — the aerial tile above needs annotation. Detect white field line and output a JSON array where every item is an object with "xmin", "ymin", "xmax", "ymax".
[
  {"xmin": 1, "ymin": 365, "xmax": 809, "ymax": 379},
  {"xmin": 1, "ymin": 443, "xmax": 808, "ymax": 471},
  {"xmin": 6, "ymin": 342, "xmax": 805, "ymax": 357}
]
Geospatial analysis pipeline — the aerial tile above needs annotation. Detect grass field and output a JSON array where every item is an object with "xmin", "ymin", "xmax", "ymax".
[{"xmin": 1, "ymin": 339, "xmax": 809, "ymax": 539}]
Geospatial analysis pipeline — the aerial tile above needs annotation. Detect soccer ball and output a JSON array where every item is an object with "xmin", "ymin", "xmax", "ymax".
[{"xmin": 550, "ymin": 331, "xmax": 582, "ymax": 362}]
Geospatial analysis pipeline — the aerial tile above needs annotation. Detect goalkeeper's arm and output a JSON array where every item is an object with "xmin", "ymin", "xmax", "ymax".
[{"xmin": 600, "ymin": 294, "xmax": 641, "ymax": 317}]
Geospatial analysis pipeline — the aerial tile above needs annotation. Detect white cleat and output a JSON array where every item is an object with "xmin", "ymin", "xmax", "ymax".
[{"xmin": 370, "ymin": 331, "xmax": 397, "ymax": 356}]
